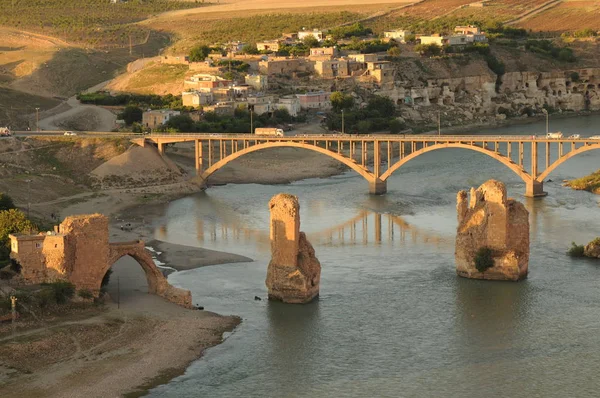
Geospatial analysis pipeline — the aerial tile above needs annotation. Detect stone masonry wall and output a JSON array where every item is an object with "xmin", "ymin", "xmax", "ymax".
[
  {"xmin": 455, "ymin": 180, "xmax": 529, "ymax": 281},
  {"xmin": 265, "ymin": 193, "xmax": 321, "ymax": 303}
]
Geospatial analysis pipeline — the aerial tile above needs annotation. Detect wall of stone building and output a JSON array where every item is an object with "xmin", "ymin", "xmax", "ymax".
[
  {"xmin": 59, "ymin": 214, "xmax": 110, "ymax": 291},
  {"xmin": 42, "ymin": 235, "xmax": 67, "ymax": 280},
  {"xmin": 10, "ymin": 236, "xmax": 46, "ymax": 284}
]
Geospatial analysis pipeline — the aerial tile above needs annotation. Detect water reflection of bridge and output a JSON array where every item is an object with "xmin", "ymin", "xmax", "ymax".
[{"xmin": 156, "ymin": 211, "xmax": 450, "ymax": 250}]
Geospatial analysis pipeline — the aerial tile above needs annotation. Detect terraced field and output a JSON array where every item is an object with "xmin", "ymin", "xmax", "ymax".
[{"xmin": 516, "ymin": 0, "xmax": 600, "ymax": 32}]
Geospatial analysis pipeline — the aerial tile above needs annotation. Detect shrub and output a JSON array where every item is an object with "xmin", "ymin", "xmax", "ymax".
[
  {"xmin": 474, "ymin": 247, "xmax": 494, "ymax": 272},
  {"xmin": 0, "ymin": 269, "xmax": 14, "ymax": 280},
  {"xmin": 78, "ymin": 289, "xmax": 94, "ymax": 300},
  {"xmin": 36, "ymin": 288, "xmax": 56, "ymax": 309},
  {"xmin": 41, "ymin": 281, "xmax": 76, "ymax": 304},
  {"xmin": 570, "ymin": 72, "xmax": 580, "ymax": 83},
  {"xmin": 567, "ymin": 242, "xmax": 585, "ymax": 258},
  {"xmin": 0, "ymin": 193, "xmax": 15, "ymax": 211}
]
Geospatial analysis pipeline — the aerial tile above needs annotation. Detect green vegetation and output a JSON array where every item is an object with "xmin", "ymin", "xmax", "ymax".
[
  {"xmin": 101, "ymin": 268, "xmax": 113, "ymax": 291},
  {"xmin": 567, "ymin": 242, "xmax": 585, "ymax": 258},
  {"xmin": 414, "ymin": 43, "xmax": 442, "ymax": 57},
  {"xmin": 0, "ymin": 0, "xmax": 197, "ymax": 47},
  {"xmin": 330, "ymin": 92, "xmax": 354, "ymax": 112},
  {"xmin": 159, "ymin": 107, "xmax": 304, "ymax": 133},
  {"xmin": 78, "ymin": 289, "xmax": 94, "ymax": 300},
  {"xmin": 78, "ymin": 91, "xmax": 188, "ymax": 111},
  {"xmin": 215, "ymin": 60, "xmax": 250, "ymax": 73},
  {"xmin": 0, "ymin": 206, "xmax": 36, "ymax": 268},
  {"xmin": 562, "ymin": 28, "xmax": 598, "ymax": 39},
  {"xmin": 41, "ymin": 281, "xmax": 76, "ymax": 304},
  {"xmin": 0, "ymin": 193, "xmax": 15, "ymax": 212},
  {"xmin": 340, "ymin": 38, "xmax": 391, "ymax": 54},
  {"xmin": 329, "ymin": 22, "xmax": 373, "ymax": 40},
  {"xmin": 0, "ymin": 281, "xmax": 77, "ymax": 317},
  {"xmin": 525, "ymin": 40, "xmax": 576, "ymax": 62},
  {"xmin": 566, "ymin": 169, "xmax": 600, "ymax": 193},
  {"xmin": 188, "ymin": 45, "xmax": 212, "ymax": 62},
  {"xmin": 474, "ymin": 247, "xmax": 494, "ymax": 272},
  {"xmin": 325, "ymin": 95, "xmax": 404, "ymax": 134}
]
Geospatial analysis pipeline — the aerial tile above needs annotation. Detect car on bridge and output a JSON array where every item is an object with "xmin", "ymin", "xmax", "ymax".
[
  {"xmin": 568, "ymin": 134, "xmax": 581, "ymax": 139},
  {"xmin": 63, "ymin": 131, "xmax": 77, "ymax": 136},
  {"xmin": 0, "ymin": 127, "xmax": 11, "ymax": 137},
  {"xmin": 590, "ymin": 135, "xmax": 600, "ymax": 139}
]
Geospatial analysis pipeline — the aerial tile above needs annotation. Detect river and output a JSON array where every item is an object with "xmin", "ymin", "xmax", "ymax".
[{"xmin": 150, "ymin": 115, "xmax": 600, "ymax": 397}]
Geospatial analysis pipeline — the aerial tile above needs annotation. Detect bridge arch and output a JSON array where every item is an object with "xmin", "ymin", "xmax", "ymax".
[
  {"xmin": 380, "ymin": 143, "xmax": 532, "ymax": 183},
  {"xmin": 537, "ymin": 144, "xmax": 600, "ymax": 182},
  {"xmin": 105, "ymin": 241, "xmax": 192, "ymax": 307},
  {"xmin": 200, "ymin": 141, "xmax": 375, "ymax": 182}
]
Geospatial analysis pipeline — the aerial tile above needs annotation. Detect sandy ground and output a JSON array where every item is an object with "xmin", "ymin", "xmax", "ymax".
[
  {"xmin": 155, "ymin": 0, "xmax": 413, "ymax": 19},
  {"xmin": 38, "ymin": 95, "xmax": 116, "ymax": 132}
]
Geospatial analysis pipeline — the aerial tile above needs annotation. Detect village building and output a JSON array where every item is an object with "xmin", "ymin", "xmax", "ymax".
[
  {"xmin": 182, "ymin": 91, "xmax": 214, "ymax": 108},
  {"xmin": 361, "ymin": 61, "xmax": 394, "ymax": 84},
  {"xmin": 313, "ymin": 59, "xmax": 351, "ymax": 78},
  {"xmin": 245, "ymin": 74, "xmax": 268, "ymax": 91},
  {"xmin": 277, "ymin": 97, "xmax": 301, "ymax": 117},
  {"xmin": 419, "ymin": 34, "xmax": 446, "ymax": 46},
  {"xmin": 383, "ymin": 29, "xmax": 412, "ymax": 43},
  {"xmin": 184, "ymin": 74, "xmax": 232, "ymax": 90},
  {"xmin": 203, "ymin": 102, "xmax": 235, "ymax": 116},
  {"xmin": 258, "ymin": 57, "xmax": 305, "ymax": 76},
  {"xmin": 257, "ymin": 40, "xmax": 281, "ymax": 52},
  {"xmin": 309, "ymin": 47, "xmax": 339, "ymax": 58},
  {"xmin": 142, "ymin": 109, "xmax": 180, "ymax": 129},
  {"xmin": 298, "ymin": 29, "xmax": 324, "ymax": 41},
  {"xmin": 296, "ymin": 91, "xmax": 331, "ymax": 109},
  {"xmin": 455, "ymin": 25, "xmax": 481, "ymax": 35},
  {"xmin": 347, "ymin": 53, "xmax": 379, "ymax": 63}
]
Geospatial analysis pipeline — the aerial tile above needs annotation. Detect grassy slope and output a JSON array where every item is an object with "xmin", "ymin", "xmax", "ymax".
[
  {"xmin": 567, "ymin": 170, "xmax": 600, "ymax": 194},
  {"xmin": 0, "ymin": 87, "xmax": 60, "ymax": 128},
  {"xmin": 516, "ymin": 1, "xmax": 600, "ymax": 32}
]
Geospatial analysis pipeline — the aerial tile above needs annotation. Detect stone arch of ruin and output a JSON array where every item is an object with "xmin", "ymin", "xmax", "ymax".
[
  {"xmin": 199, "ymin": 141, "xmax": 376, "ymax": 182},
  {"xmin": 380, "ymin": 142, "xmax": 533, "ymax": 183},
  {"xmin": 106, "ymin": 241, "xmax": 192, "ymax": 307}
]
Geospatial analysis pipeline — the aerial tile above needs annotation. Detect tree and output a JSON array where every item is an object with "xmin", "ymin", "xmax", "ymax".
[
  {"xmin": 165, "ymin": 115, "xmax": 196, "ymax": 132},
  {"xmin": 366, "ymin": 95, "xmax": 395, "ymax": 118},
  {"xmin": 189, "ymin": 45, "xmax": 211, "ymax": 62},
  {"xmin": 118, "ymin": 105, "xmax": 143, "ymax": 125},
  {"xmin": 241, "ymin": 44, "xmax": 259, "ymax": 55},
  {"xmin": 414, "ymin": 43, "xmax": 442, "ymax": 57},
  {"xmin": 303, "ymin": 35, "xmax": 320, "ymax": 48},
  {"xmin": 330, "ymin": 91, "xmax": 354, "ymax": 112},
  {"xmin": 0, "ymin": 209, "xmax": 36, "ymax": 264},
  {"xmin": 0, "ymin": 193, "xmax": 15, "ymax": 211},
  {"xmin": 389, "ymin": 119, "xmax": 404, "ymax": 134},
  {"xmin": 387, "ymin": 46, "xmax": 401, "ymax": 57},
  {"xmin": 356, "ymin": 120, "xmax": 372, "ymax": 134}
]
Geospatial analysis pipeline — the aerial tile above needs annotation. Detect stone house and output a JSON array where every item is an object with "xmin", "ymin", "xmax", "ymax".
[
  {"xmin": 347, "ymin": 53, "xmax": 378, "ymax": 63},
  {"xmin": 313, "ymin": 59, "xmax": 351, "ymax": 78},
  {"xmin": 258, "ymin": 57, "xmax": 305, "ymax": 76},
  {"xmin": 296, "ymin": 91, "xmax": 331, "ymax": 109},
  {"xmin": 182, "ymin": 91, "xmax": 214, "ymax": 108},
  {"xmin": 383, "ymin": 29, "xmax": 412, "ymax": 43},
  {"xmin": 419, "ymin": 35, "xmax": 446, "ymax": 46},
  {"xmin": 309, "ymin": 47, "xmax": 339, "ymax": 58},
  {"xmin": 455, "ymin": 25, "xmax": 481, "ymax": 35},
  {"xmin": 362, "ymin": 61, "xmax": 394, "ymax": 84},
  {"xmin": 184, "ymin": 74, "xmax": 232, "ymax": 90},
  {"xmin": 298, "ymin": 29, "xmax": 324, "ymax": 41},
  {"xmin": 245, "ymin": 74, "xmax": 268, "ymax": 91},
  {"xmin": 277, "ymin": 97, "xmax": 301, "ymax": 117},
  {"xmin": 142, "ymin": 109, "xmax": 180, "ymax": 129},
  {"xmin": 257, "ymin": 40, "xmax": 280, "ymax": 52}
]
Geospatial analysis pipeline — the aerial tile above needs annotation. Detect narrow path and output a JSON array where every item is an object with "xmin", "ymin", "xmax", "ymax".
[{"xmin": 505, "ymin": 0, "xmax": 563, "ymax": 26}]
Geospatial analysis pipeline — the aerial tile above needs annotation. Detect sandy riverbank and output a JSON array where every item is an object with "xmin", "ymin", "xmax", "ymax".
[{"xmin": 1, "ymin": 181, "xmax": 254, "ymax": 397}]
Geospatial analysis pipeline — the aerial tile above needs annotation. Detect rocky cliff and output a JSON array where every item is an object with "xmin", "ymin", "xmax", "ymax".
[
  {"xmin": 455, "ymin": 180, "xmax": 529, "ymax": 281},
  {"xmin": 265, "ymin": 193, "xmax": 321, "ymax": 303},
  {"xmin": 584, "ymin": 238, "xmax": 600, "ymax": 258}
]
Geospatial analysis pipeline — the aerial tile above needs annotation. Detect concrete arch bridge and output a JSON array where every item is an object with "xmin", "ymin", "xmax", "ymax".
[{"xmin": 140, "ymin": 134, "xmax": 600, "ymax": 197}]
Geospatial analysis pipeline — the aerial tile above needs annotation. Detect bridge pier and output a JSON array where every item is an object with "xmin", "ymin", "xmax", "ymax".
[
  {"xmin": 525, "ymin": 180, "xmax": 547, "ymax": 198},
  {"xmin": 157, "ymin": 142, "xmax": 165, "ymax": 155},
  {"xmin": 369, "ymin": 178, "xmax": 387, "ymax": 195}
]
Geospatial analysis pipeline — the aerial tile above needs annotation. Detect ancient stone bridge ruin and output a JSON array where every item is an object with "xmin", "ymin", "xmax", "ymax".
[{"xmin": 9, "ymin": 214, "xmax": 192, "ymax": 308}]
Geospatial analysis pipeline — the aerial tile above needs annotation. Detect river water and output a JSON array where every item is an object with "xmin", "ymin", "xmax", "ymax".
[{"xmin": 150, "ymin": 116, "xmax": 600, "ymax": 397}]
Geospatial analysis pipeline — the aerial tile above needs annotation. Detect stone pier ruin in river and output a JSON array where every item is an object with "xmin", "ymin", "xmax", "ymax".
[
  {"xmin": 455, "ymin": 180, "xmax": 530, "ymax": 281},
  {"xmin": 266, "ymin": 193, "xmax": 321, "ymax": 303}
]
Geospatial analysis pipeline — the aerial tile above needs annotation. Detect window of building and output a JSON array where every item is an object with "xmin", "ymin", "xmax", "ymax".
[{"xmin": 36, "ymin": 242, "xmax": 42, "ymax": 249}]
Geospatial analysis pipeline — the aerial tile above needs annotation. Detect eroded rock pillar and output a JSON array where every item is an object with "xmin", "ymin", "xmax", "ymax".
[
  {"xmin": 265, "ymin": 193, "xmax": 321, "ymax": 303},
  {"xmin": 369, "ymin": 178, "xmax": 387, "ymax": 195},
  {"xmin": 525, "ymin": 180, "xmax": 547, "ymax": 198},
  {"xmin": 455, "ymin": 180, "xmax": 530, "ymax": 281}
]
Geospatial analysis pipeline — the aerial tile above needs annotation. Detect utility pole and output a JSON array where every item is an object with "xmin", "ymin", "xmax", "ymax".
[
  {"xmin": 26, "ymin": 179, "xmax": 31, "ymax": 219},
  {"xmin": 341, "ymin": 109, "xmax": 345, "ymax": 134},
  {"xmin": 542, "ymin": 108, "xmax": 549, "ymax": 135},
  {"xmin": 117, "ymin": 276, "xmax": 120, "ymax": 309},
  {"xmin": 129, "ymin": 35, "xmax": 132, "ymax": 56},
  {"xmin": 438, "ymin": 111, "xmax": 441, "ymax": 136},
  {"xmin": 35, "ymin": 107, "xmax": 40, "ymax": 131}
]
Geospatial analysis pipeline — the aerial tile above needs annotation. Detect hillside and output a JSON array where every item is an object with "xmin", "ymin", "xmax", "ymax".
[{"xmin": 516, "ymin": 1, "xmax": 600, "ymax": 32}]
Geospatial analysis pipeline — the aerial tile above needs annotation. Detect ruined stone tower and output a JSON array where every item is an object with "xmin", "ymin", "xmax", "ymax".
[
  {"xmin": 455, "ymin": 180, "xmax": 530, "ymax": 281},
  {"xmin": 265, "ymin": 193, "xmax": 321, "ymax": 303}
]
